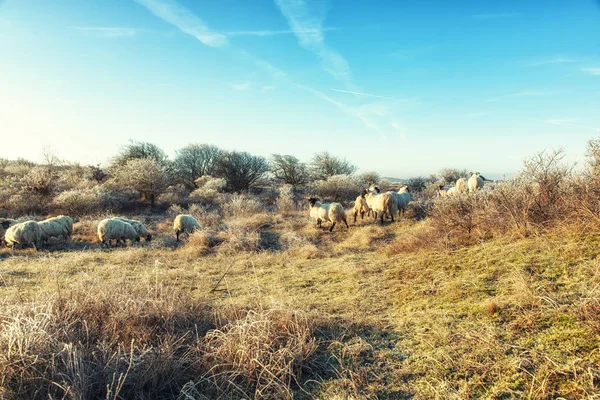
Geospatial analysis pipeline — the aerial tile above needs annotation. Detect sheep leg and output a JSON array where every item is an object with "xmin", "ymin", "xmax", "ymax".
[
  {"xmin": 391, "ymin": 213, "xmax": 395, "ymax": 222},
  {"xmin": 361, "ymin": 211, "xmax": 365, "ymax": 220},
  {"xmin": 380, "ymin": 212, "xmax": 384, "ymax": 225},
  {"xmin": 353, "ymin": 211, "xmax": 358, "ymax": 223},
  {"xmin": 343, "ymin": 218, "xmax": 349, "ymax": 229},
  {"xmin": 329, "ymin": 222, "xmax": 336, "ymax": 232},
  {"xmin": 176, "ymin": 230, "xmax": 180, "ymax": 242}
]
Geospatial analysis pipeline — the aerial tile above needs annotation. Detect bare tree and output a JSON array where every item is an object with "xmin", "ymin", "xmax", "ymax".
[
  {"xmin": 310, "ymin": 152, "xmax": 357, "ymax": 180},
  {"xmin": 270, "ymin": 154, "xmax": 309, "ymax": 186},
  {"xmin": 173, "ymin": 144, "xmax": 224, "ymax": 190},
  {"xmin": 112, "ymin": 140, "xmax": 168, "ymax": 167},
  {"xmin": 111, "ymin": 158, "xmax": 169, "ymax": 207},
  {"xmin": 438, "ymin": 168, "xmax": 469, "ymax": 185},
  {"xmin": 216, "ymin": 151, "xmax": 269, "ymax": 192}
]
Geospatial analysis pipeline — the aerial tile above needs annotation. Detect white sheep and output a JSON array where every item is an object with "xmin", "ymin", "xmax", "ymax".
[
  {"xmin": 115, "ymin": 217, "xmax": 152, "ymax": 242},
  {"xmin": 0, "ymin": 218, "xmax": 16, "ymax": 245},
  {"xmin": 365, "ymin": 187, "xmax": 398, "ymax": 224},
  {"xmin": 353, "ymin": 190, "xmax": 370, "ymax": 223},
  {"xmin": 97, "ymin": 218, "xmax": 140, "ymax": 248},
  {"xmin": 468, "ymin": 172, "xmax": 488, "ymax": 192},
  {"xmin": 38, "ymin": 216, "xmax": 71, "ymax": 245},
  {"xmin": 447, "ymin": 187, "xmax": 458, "ymax": 196},
  {"xmin": 396, "ymin": 186, "xmax": 411, "ymax": 216},
  {"xmin": 455, "ymin": 178, "xmax": 468, "ymax": 193},
  {"xmin": 4, "ymin": 221, "xmax": 42, "ymax": 250},
  {"xmin": 173, "ymin": 214, "xmax": 202, "ymax": 241},
  {"xmin": 307, "ymin": 197, "xmax": 348, "ymax": 232}
]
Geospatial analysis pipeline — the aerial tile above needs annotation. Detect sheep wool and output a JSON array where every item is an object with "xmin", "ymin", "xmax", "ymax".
[
  {"xmin": 173, "ymin": 214, "xmax": 202, "ymax": 241},
  {"xmin": 353, "ymin": 191, "xmax": 370, "ymax": 223},
  {"xmin": 308, "ymin": 198, "xmax": 349, "ymax": 232},
  {"xmin": 468, "ymin": 172, "xmax": 486, "ymax": 192},
  {"xmin": 4, "ymin": 220, "xmax": 42, "ymax": 250},
  {"xmin": 365, "ymin": 188, "xmax": 398, "ymax": 224},
  {"xmin": 115, "ymin": 218, "xmax": 152, "ymax": 242},
  {"xmin": 38, "ymin": 219, "xmax": 70, "ymax": 244},
  {"xmin": 97, "ymin": 218, "xmax": 140, "ymax": 248},
  {"xmin": 455, "ymin": 178, "xmax": 468, "ymax": 193}
]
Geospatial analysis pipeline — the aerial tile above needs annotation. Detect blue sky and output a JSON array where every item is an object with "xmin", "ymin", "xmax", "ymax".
[{"xmin": 1, "ymin": 0, "xmax": 599, "ymax": 178}]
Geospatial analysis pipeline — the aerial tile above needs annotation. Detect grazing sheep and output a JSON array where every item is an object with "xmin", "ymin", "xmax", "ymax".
[
  {"xmin": 115, "ymin": 217, "xmax": 152, "ymax": 242},
  {"xmin": 437, "ymin": 185, "xmax": 448, "ymax": 197},
  {"xmin": 38, "ymin": 218, "xmax": 70, "ymax": 245},
  {"xmin": 365, "ymin": 187, "xmax": 398, "ymax": 224},
  {"xmin": 307, "ymin": 197, "xmax": 348, "ymax": 232},
  {"xmin": 353, "ymin": 190, "xmax": 370, "ymax": 223},
  {"xmin": 468, "ymin": 172, "xmax": 488, "ymax": 192},
  {"xmin": 447, "ymin": 187, "xmax": 458, "ymax": 196},
  {"xmin": 51, "ymin": 215, "xmax": 74, "ymax": 239},
  {"xmin": 0, "ymin": 218, "xmax": 16, "ymax": 245},
  {"xmin": 4, "ymin": 221, "xmax": 42, "ymax": 250},
  {"xmin": 173, "ymin": 214, "xmax": 202, "ymax": 242},
  {"xmin": 97, "ymin": 218, "xmax": 140, "ymax": 248},
  {"xmin": 455, "ymin": 178, "xmax": 468, "ymax": 193}
]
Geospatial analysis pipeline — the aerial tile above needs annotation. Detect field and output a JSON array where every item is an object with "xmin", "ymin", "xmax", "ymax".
[{"xmin": 2, "ymin": 204, "xmax": 600, "ymax": 399}]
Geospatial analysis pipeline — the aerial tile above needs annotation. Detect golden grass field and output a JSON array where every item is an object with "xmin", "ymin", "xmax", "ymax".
[{"xmin": 1, "ymin": 205, "xmax": 600, "ymax": 399}]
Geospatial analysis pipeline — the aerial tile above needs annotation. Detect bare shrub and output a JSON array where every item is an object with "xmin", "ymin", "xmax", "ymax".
[
  {"xmin": 276, "ymin": 184, "xmax": 297, "ymax": 214},
  {"xmin": 110, "ymin": 158, "xmax": 170, "ymax": 207},
  {"xmin": 188, "ymin": 176, "xmax": 227, "ymax": 205},
  {"xmin": 217, "ymin": 225, "xmax": 261, "ymax": 254},
  {"xmin": 309, "ymin": 174, "xmax": 363, "ymax": 203},
  {"xmin": 188, "ymin": 203, "xmax": 222, "ymax": 229},
  {"xmin": 202, "ymin": 307, "xmax": 317, "ymax": 399},
  {"xmin": 430, "ymin": 193, "xmax": 492, "ymax": 245},
  {"xmin": 222, "ymin": 194, "xmax": 263, "ymax": 218},
  {"xmin": 158, "ymin": 184, "xmax": 189, "ymax": 206}
]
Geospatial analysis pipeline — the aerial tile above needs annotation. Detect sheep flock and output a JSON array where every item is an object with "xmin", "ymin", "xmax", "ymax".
[{"xmin": 1, "ymin": 172, "xmax": 491, "ymax": 250}]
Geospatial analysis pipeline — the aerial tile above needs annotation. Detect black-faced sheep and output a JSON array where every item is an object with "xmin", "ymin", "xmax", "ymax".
[
  {"xmin": 4, "ymin": 221, "xmax": 42, "ymax": 250},
  {"xmin": 97, "ymin": 218, "xmax": 140, "ymax": 248},
  {"xmin": 308, "ymin": 197, "xmax": 348, "ymax": 232},
  {"xmin": 173, "ymin": 214, "xmax": 202, "ymax": 241}
]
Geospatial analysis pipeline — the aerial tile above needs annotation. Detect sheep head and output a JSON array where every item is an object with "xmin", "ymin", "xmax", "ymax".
[{"xmin": 307, "ymin": 197, "xmax": 319, "ymax": 206}]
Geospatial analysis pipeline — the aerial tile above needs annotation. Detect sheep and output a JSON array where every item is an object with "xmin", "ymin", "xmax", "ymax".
[
  {"xmin": 447, "ymin": 187, "xmax": 458, "ymax": 196},
  {"xmin": 437, "ymin": 185, "xmax": 448, "ymax": 197},
  {"xmin": 97, "ymin": 218, "xmax": 140, "ymax": 248},
  {"xmin": 396, "ymin": 186, "xmax": 411, "ymax": 216},
  {"xmin": 173, "ymin": 214, "xmax": 202, "ymax": 241},
  {"xmin": 307, "ymin": 197, "xmax": 348, "ymax": 232},
  {"xmin": 38, "ymin": 216, "xmax": 72, "ymax": 245},
  {"xmin": 365, "ymin": 187, "xmax": 397, "ymax": 224},
  {"xmin": 0, "ymin": 218, "xmax": 16, "ymax": 245},
  {"xmin": 353, "ymin": 190, "xmax": 370, "ymax": 223},
  {"xmin": 468, "ymin": 172, "xmax": 488, "ymax": 192},
  {"xmin": 115, "ymin": 217, "xmax": 152, "ymax": 242},
  {"xmin": 4, "ymin": 221, "xmax": 42, "ymax": 250},
  {"xmin": 455, "ymin": 178, "xmax": 468, "ymax": 193}
]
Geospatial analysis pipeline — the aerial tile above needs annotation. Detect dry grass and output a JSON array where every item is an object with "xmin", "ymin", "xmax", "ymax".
[{"xmin": 1, "ymin": 206, "xmax": 600, "ymax": 398}]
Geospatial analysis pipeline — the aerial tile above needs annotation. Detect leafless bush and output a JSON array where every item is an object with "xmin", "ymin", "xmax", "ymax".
[
  {"xmin": 276, "ymin": 184, "xmax": 297, "ymax": 213},
  {"xmin": 188, "ymin": 176, "xmax": 227, "ymax": 205},
  {"xmin": 222, "ymin": 194, "xmax": 264, "ymax": 218},
  {"xmin": 309, "ymin": 174, "xmax": 363, "ymax": 203}
]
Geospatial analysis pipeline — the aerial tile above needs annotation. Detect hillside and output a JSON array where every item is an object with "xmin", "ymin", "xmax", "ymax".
[{"xmin": 1, "ymin": 209, "xmax": 599, "ymax": 399}]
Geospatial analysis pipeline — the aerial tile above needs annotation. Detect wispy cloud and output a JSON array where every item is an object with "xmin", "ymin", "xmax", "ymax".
[
  {"xmin": 225, "ymin": 27, "xmax": 336, "ymax": 37},
  {"xmin": 274, "ymin": 0, "xmax": 354, "ymax": 88},
  {"xmin": 486, "ymin": 90, "xmax": 553, "ymax": 103},
  {"xmin": 466, "ymin": 112, "xmax": 486, "ymax": 118},
  {"xmin": 261, "ymin": 85, "xmax": 275, "ymax": 92},
  {"xmin": 545, "ymin": 119, "xmax": 600, "ymax": 132},
  {"xmin": 134, "ymin": 0, "xmax": 228, "ymax": 47},
  {"xmin": 470, "ymin": 12, "xmax": 523, "ymax": 20},
  {"xmin": 330, "ymin": 88, "xmax": 399, "ymax": 101},
  {"xmin": 582, "ymin": 67, "xmax": 600, "ymax": 76},
  {"xmin": 69, "ymin": 26, "xmax": 139, "ymax": 37},
  {"xmin": 231, "ymin": 81, "xmax": 252, "ymax": 91},
  {"xmin": 528, "ymin": 57, "xmax": 578, "ymax": 66}
]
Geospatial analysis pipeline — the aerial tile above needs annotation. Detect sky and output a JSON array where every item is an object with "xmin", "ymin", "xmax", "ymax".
[{"xmin": 0, "ymin": 0, "xmax": 599, "ymax": 178}]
